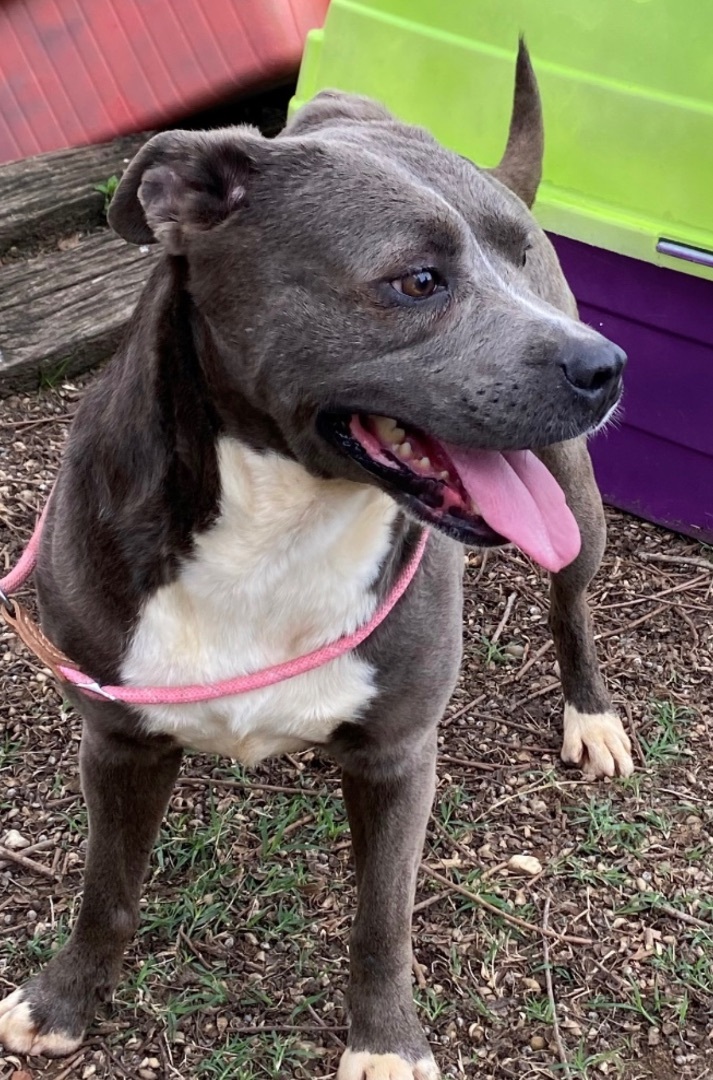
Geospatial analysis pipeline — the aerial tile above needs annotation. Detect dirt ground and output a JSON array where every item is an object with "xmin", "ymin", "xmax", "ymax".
[{"xmin": 0, "ymin": 375, "xmax": 712, "ymax": 1080}]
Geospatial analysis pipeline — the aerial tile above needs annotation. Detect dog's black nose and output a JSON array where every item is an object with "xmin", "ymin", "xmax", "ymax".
[{"xmin": 559, "ymin": 338, "xmax": 627, "ymax": 395}]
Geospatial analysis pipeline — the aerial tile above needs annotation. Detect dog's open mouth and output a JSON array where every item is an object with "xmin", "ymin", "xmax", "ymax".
[{"xmin": 319, "ymin": 412, "xmax": 581, "ymax": 573}]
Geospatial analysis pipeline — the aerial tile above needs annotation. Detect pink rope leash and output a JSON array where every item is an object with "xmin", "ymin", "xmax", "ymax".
[
  {"xmin": 0, "ymin": 502, "xmax": 48, "ymax": 596},
  {"xmin": 1, "ymin": 507, "xmax": 428, "ymax": 706}
]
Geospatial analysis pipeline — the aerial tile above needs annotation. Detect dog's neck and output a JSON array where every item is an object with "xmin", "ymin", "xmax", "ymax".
[
  {"xmin": 189, "ymin": 306, "xmax": 294, "ymax": 460},
  {"xmin": 206, "ymin": 437, "xmax": 398, "ymax": 593},
  {"xmin": 159, "ymin": 259, "xmax": 293, "ymax": 458},
  {"xmin": 82, "ymin": 260, "xmax": 402, "ymax": 602}
]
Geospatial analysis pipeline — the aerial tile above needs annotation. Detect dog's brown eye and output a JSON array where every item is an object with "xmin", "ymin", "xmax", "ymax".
[{"xmin": 392, "ymin": 268, "xmax": 444, "ymax": 299}]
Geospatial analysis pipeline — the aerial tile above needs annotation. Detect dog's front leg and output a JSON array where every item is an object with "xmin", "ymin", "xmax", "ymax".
[
  {"xmin": 538, "ymin": 438, "xmax": 633, "ymax": 779},
  {"xmin": 0, "ymin": 718, "xmax": 182, "ymax": 1057},
  {"xmin": 337, "ymin": 732, "xmax": 439, "ymax": 1080}
]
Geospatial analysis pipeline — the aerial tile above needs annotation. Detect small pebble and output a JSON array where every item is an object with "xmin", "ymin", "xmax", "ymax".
[
  {"xmin": 508, "ymin": 854, "xmax": 543, "ymax": 876},
  {"xmin": 2, "ymin": 829, "xmax": 30, "ymax": 850}
]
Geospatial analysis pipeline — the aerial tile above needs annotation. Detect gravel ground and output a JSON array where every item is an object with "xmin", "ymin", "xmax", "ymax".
[{"xmin": 1, "ymin": 376, "xmax": 712, "ymax": 1080}]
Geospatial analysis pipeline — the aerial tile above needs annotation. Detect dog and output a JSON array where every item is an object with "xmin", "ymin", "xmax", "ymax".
[{"xmin": 0, "ymin": 43, "xmax": 633, "ymax": 1078}]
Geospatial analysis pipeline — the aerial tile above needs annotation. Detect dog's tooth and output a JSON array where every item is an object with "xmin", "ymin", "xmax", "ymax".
[
  {"xmin": 391, "ymin": 426, "xmax": 406, "ymax": 443},
  {"xmin": 397, "ymin": 441, "xmax": 413, "ymax": 459},
  {"xmin": 418, "ymin": 456, "xmax": 431, "ymax": 470},
  {"xmin": 374, "ymin": 415, "xmax": 399, "ymax": 441},
  {"xmin": 438, "ymin": 470, "xmax": 450, "ymax": 481}
]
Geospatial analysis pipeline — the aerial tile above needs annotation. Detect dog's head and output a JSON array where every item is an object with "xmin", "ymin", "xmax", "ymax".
[{"xmin": 108, "ymin": 42, "xmax": 624, "ymax": 572}]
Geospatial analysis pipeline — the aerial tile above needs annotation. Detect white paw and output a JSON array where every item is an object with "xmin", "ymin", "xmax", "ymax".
[
  {"xmin": 0, "ymin": 987, "xmax": 83, "ymax": 1057},
  {"xmin": 337, "ymin": 1049, "xmax": 439, "ymax": 1080},
  {"xmin": 562, "ymin": 705, "xmax": 634, "ymax": 779}
]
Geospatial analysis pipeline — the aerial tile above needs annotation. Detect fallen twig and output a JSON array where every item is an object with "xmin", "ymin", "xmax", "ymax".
[
  {"xmin": 9, "ymin": 837, "xmax": 56, "ymax": 857},
  {"xmin": 178, "ymin": 925, "xmax": 208, "ymax": 965},
  {"xmin": 51, "ymin": 1050, "xmax": 88, "ymax": 1080},
  {"xmin": 412, "ymin": 954, "xmax": 428, "ymax": 989},
  {"xmin": 542, "ymin": 896, "xmax": 571, "ymax": 1077},
  {"xmin": 445, "ymin": 693, "xmax": 486, "ymax": 724},
  {"xmin": 413, "ymin": 890, "xmax": 451, "ymax": 914},
  {"xmin": 672, "ymin": 603, "xmax": 700, "ymax": 649},
  {"xmin": 178, "ymin": 776, "xmax": 329, "ymax": 796},
  {"xmin": 3, "ymin": 412, "xmax": 75, "ymax": 431},
  {"xmin": 512, "ymin": 640, "xmax": 552, "ymax": 682},
  {"xmin": 515, "ymin": 681, "xmax": 560, "ymax": 706},
  {"xmin": 491, "ymin": 591, "xmax": 517, "ymax": 646},
  {"xmin": 597, "ymin": 603, "xmax": 669, "ymax": 640},
  {"xmin": 586, "ymin": 953, "xmax": 631, "ymax": 993},
  {"xmin": 281, "ymin": 812, "xmax": 315, "ymax": 837},
  {"xmin": 0, "ymin": 843, "xmax": 57, "ymax": 879},
  {"xmin": 471, "ymin": 776, "xmax": 583, "ymax": 828},
  {"xmin": 306, "ymin": 1001, "xmax": 345, "ymax": 1049},
  {"xmin": 421, "ymin": 866, "xmax": 593, "ymax": 946},
  {"xmin": 599, "ymin": 573, "xmax": 709, "ymax": 611},
  {"xmin": 657, "ymin": 903, "xmax": 713, "ymax": 931},
  {"xmin": 623, "ymin": 700, "xmax": 647, "ymax": 767},
  {"xmin": 638, "ymin": 552, "xmax": 712, "ymax": 572},
  {"xmin": 208, "ymin": 1023, "xmax": 348, "ymax": 1035},
  {"xmin": 438, "ymin": 754, "xmax": 499, "ymax": 772}
]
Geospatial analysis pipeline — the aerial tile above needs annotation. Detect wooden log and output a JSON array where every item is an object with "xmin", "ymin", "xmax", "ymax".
[
  {"xmin": 0, "ymin": 134, "xmax": 147, "ymax": 257},
  {"xmin": 0, "ymin": 231, "xmax": 157, "ymax": 395}
]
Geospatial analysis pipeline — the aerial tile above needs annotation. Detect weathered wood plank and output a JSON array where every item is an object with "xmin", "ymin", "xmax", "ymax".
[
  {"xmin": 0, "ymin": 134, "xmax": 148, "ymax": 256},
  {"xmin": 0, "ymin": 231, "xmax": 157, "ymax": 395}
]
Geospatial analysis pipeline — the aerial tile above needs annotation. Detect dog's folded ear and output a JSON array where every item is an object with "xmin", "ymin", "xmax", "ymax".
[
  {"xmin": 488, "ymin": 38, "xmax": 544, "ymax": 209},
  {"xmin": 108, "ymin": 128, "xmax": 260, "ymax": 254}
]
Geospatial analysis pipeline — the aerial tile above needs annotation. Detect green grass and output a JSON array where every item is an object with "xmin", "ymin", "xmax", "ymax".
[
  {"xmin": 583, "ymin": 921, "xmax": 713, "ymax": 1036},
  {"xmin": 435, "ymin": 781, "xmax": 469, "ymax": 830},
  {"xmin": 0, "ymin": 734, "xmax": 21, "ymax": 770},
  {"xmin": 415, "ymin": 985, "xmax": 450, "ymax": 1024},
  {"xmin": 479, "ymin": 634, "xmax": 509, "ymax": 665},
  {"xmin": 195, "ymin": 1034, "xmax": 315, "ymax": 1079},
  {"xmin": 555, "ymin": 1043, "xmax": 624, "ymax": 1078},
  {"xmin": 94, "ymin": 173, "xmax": 119, "ymax": 213},
  {"xmin": 655, "ymin": 932, "xmax": 713, "ymax": 1000},
  {"xmin": 640, "ymin": 700, "xmax": 693, "ymax": 766},
  {"xmin": 60, "ymin": 801, "xmax": 88, "ymax": 835},
  {"xmin": 39, "ymin": 356, "xmax": 73, "ymax": 390},
  {"xmin": 555, "ymin": 855, "xmax": 629, "ymax": 889},
  {"xmin": 105, "ymin": 781, "xmax": 349, "ymax": 1048},
  {"xmin": 523, "ymin": 994, "xmax": 554, "ymax": 1024},
  {"xmin": 567, "ymin": 795, "xmax": 650, "ymax": 855},
  {"xmin": 24, "ymin": 916, "xmax": 71, "ymax": 964}
]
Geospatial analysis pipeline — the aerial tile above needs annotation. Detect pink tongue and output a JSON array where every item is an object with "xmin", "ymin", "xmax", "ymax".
[{"xmin": 442, "ymin": 445, "xmax": 581, "ymax": 572}]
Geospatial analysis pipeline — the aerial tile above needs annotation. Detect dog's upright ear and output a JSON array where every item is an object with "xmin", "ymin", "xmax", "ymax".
[
  {"xmin": 488, "ymin": 38, "xmax": 544, "ymax": 208},
  {"xmin": 107, "ymin": 128, "xmax": 260, "ymax": 254},
  {"xmin": 283, "ymin": 89, "xmax": 393, "ymax": 136}
]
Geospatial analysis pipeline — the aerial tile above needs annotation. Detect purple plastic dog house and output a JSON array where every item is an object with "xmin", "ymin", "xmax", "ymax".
[{"xmin": 553, "ymin": 237, "xmax": 713, "ymax": 543}]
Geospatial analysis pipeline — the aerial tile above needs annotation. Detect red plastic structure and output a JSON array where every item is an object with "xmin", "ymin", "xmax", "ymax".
[{"xmin": 0, "ymin": 0, "xmax": 329, "ymax": 164}]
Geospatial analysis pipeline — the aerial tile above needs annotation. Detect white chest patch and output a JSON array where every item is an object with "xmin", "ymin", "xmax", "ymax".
[{"xmin": 121, "ymin": 439, "xmax": 397, "ymax": 764}]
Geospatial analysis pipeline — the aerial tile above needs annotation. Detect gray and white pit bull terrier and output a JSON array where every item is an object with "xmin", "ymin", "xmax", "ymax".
[{"xmin": 0, "ymin": 43, "xmax": 633, "ymax": 1078}]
